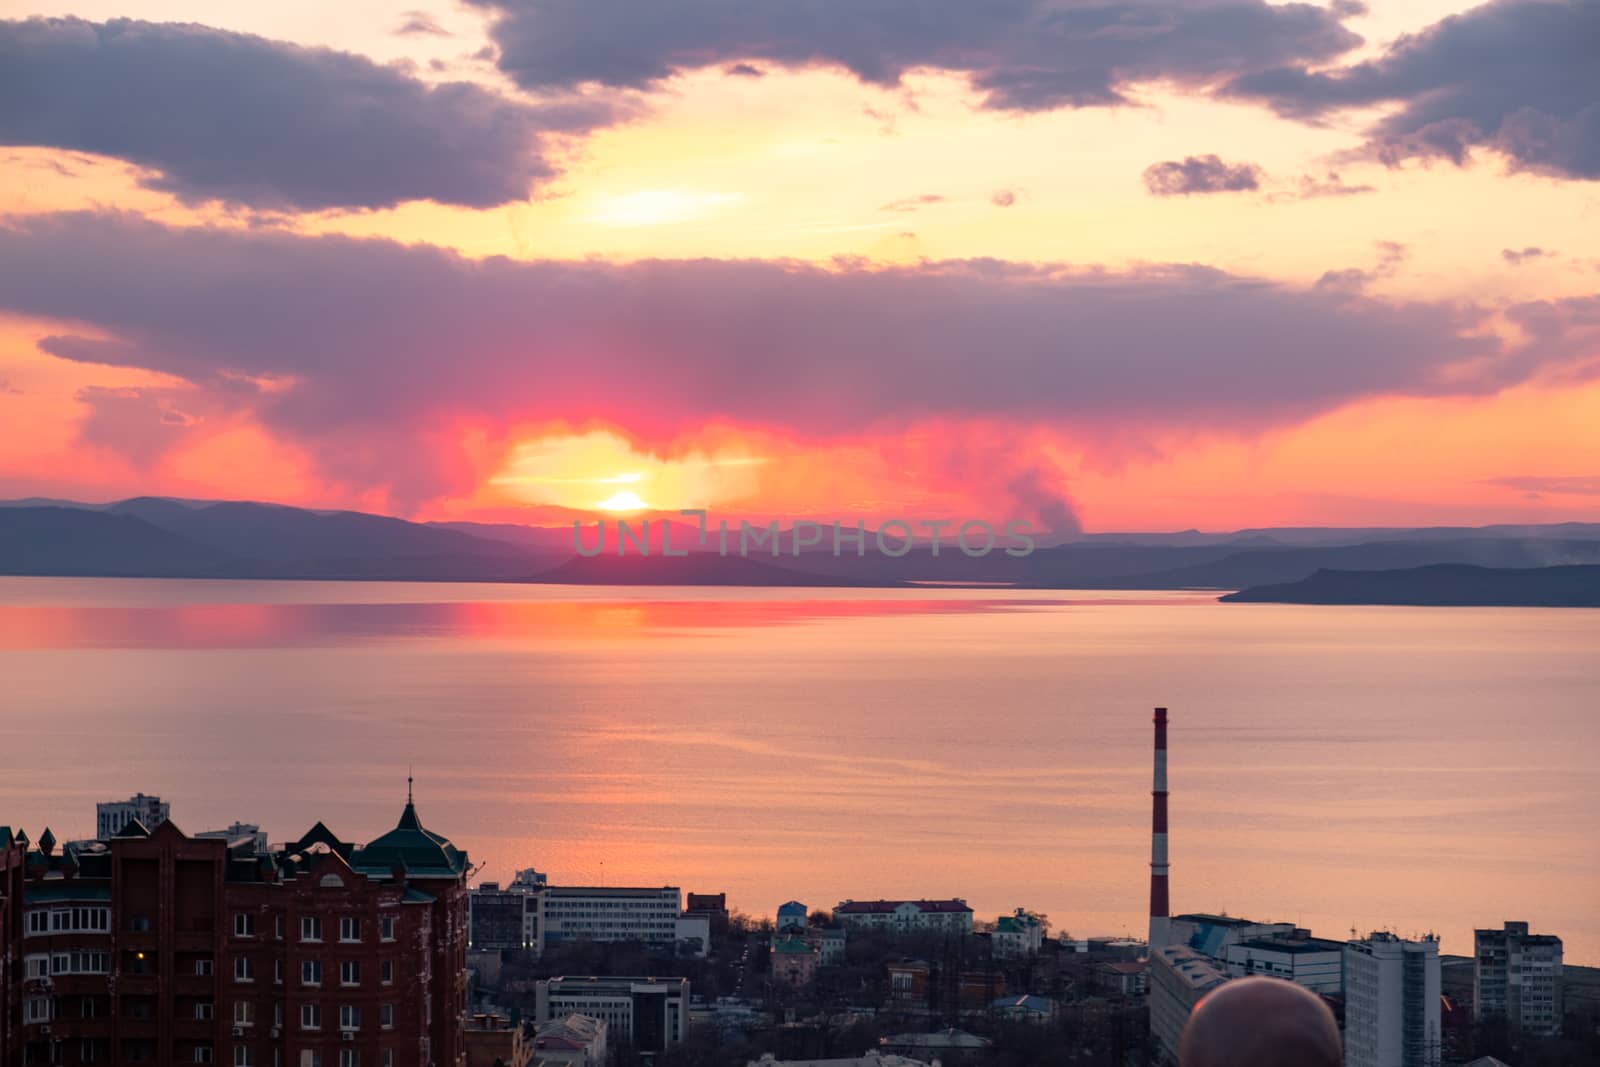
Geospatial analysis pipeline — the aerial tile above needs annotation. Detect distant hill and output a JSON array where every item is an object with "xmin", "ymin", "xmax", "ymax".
[
  {"xmin": 5, "ymin": 496, "xmax": 1600, "ymax": 590},
  {"xmin": 0, "ymin": 506, "xmax": 232, "ymax": 576},
  {"xmin": 1221, "ymin": 564, "xmax": 1600, "ymax": 606}
]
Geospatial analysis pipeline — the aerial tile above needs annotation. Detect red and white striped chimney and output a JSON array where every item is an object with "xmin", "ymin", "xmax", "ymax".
[{"xmin": 1149, "ymin": 706, "xmax": 1171, "ymax": 950}]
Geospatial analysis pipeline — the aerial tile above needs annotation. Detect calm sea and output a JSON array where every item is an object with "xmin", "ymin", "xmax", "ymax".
[{"xmin": 2, "ymin": 578, "xmax": 1595, "ymax": 963}]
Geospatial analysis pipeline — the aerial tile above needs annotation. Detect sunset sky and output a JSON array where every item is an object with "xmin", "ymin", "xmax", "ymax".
[{"xmin": 2, "ymin": 0, "xmax": 1597, "ymax": 532}]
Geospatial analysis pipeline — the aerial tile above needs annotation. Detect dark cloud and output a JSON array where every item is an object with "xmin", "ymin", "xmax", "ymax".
[
  {"xmin": 880, "ymin": 194, "xmax": 946, "ymax": 213},
  {"xmin": 1143, "ymin": 155, "xmax": 1264, "ymax": 196},
  {"xmin": 465, "ymin": 0, "xmax": 1360, "ymax": 112},
  {"xmin": 725, "ymin": 63, "xmax": 764, "ymax": 78},
  {"xmin": 3, "ymin": 212, "xmax": 1593, "ymax": 506},
  {"xmin": 1486, "ymin": 475, "xmax": 1600, "ymax": 496},
  {"xmin": 0, "ymin": 17, "xmax": 621, "ymax": 210},
  {"xmin": 394, "ymin": 11, "xmax": 451, "ymax": 36},
  {"xmin": 1225, "ymin": 0, "xmax": 1600, "ymax": 180},
  {"xmin": 991, "ymin": 189, "xmax": 1018, "ymax": 207},
  {"xmin": 1502, "ymin": 246, "xmax": 1552, "ymax": 265}
]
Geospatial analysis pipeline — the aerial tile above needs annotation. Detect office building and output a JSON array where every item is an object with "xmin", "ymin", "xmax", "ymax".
[
  {"xmin": 534, "ymin": 977, "xmax": 688, "ymax": 1052},
  {"xmin": 1223, "ymin": 934, "xmax": 1345, "ymax": 995}
]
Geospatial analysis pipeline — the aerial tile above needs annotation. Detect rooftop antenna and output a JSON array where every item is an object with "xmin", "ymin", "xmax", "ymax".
[{"xmin": 408, "ymin": 765, "xmax": 414, "ymax": 805}]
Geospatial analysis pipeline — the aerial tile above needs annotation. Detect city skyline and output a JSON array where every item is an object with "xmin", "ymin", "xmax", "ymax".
[{"xmin": 2, "ymin": 0, "xmax": 1599, "ymax": 531}]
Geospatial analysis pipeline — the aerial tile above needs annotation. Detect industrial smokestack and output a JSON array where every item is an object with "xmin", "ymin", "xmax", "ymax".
[{"xmin": 1149, "ymin": 706, "xmax": 1171, "ymax": 950}]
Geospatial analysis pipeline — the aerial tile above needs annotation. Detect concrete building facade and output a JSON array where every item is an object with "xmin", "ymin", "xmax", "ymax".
[
  {"xmin": 1473, "ymin": 921, "xmax": 1563, "ymax": 1037},
  {"xmin": 1223, "ymin": 934, "xmax": 1345, "ymax": 995},
  {"xmin": 1148, "ymin": 944, "xmax": 1229, "ymax": 1065},
  {"xmin": 535, "ymin": 977, "xmax": 688, "ymax": 1052},
  {"xmin": 1343, "ymin": 932, "xmax": 1441, "ymax": 1067}
]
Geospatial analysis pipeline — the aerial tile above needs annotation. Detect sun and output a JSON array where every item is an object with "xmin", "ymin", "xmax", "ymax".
[{"xmin": 595, "ymin": 490, "xmax": 649, "ymax": 513}]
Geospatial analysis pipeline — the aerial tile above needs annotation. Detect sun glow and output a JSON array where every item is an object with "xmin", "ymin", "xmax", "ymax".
[{"xmin": 595, "ymin": 490, "xmax": 649, "ymax": 513}]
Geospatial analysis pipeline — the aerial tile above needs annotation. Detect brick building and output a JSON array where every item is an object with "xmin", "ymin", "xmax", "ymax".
[{"xmin": 0, "ymin": 793, "xmax": 470, "ymax": 1067}]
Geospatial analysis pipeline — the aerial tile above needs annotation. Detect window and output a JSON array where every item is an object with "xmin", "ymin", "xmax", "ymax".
[
  {"xmin": 196, "ymin": 958, "xmax": 214, "ymax": 976},
  {"xmin": 274, "ymin": 914, "xmax": 284, "ymax": 940},
  {"xmin": 339, "ymin": 1005, "xmax": 360, "ymax": 1031},
  {"xmin": 274, "ymin": 960, "xmax": 284, "ymax": 985},
  {"xmin": 233, "ymin": 913, "xmax": 255, "ymax": 937},
  {"xmin": 24, "ymin": 996, "xmax": 52, "ymax": 1023},
  {"xmin": 340, "ymin": 961, "xmax": 360, "ymax": 986},
  {"xmin": 25, "ymin": 911, "xmax": 48, "ymax": 935},
  {"xmin": 234, "ymin": 957, "xmax": 253, "ymax": 983},
  {"xmin": 380, "ymin": 916, "xmax": 395, "ymax": 941},
  {"xmin": 300, "ymin": 917, "xmax": 322, "ymax": 942},
  {"xmin": 195, "ymin": 1047, "xmax": 214, "ymax": 1064},
  {"xmin": 383, "ymin": 1052, "xmax": 393, "ymax": 1067},
  {"xmin": 82, "ymin": 997, "xmax": 98, "ymax": 1019},
  {"xmin": 234, "ymin": 1048, "xmax": 255, "ymax": 1067},
  {"xmin": 300, "ymin": 1003, "xmax": 321, "ymax": 1031},
  {"xmin": 301, "ymin": 960, "xmax": 322, "ymax": 986},
  {"xmin": 339, "ymin": 1052, "xmax": 360, "ymax": 1067},
  {"xmin": 380, "ymin": 1004, "xmax": 394, "ymax": 1030},
  {"xmin": 196, "ymin": 1003, "xmax": 215, "ymax": 1021},
  {"xmin": 25, "ymin": 955, "xmax": 48, "ymax": 979},
  {"xmin": 82, "ymin": 1039, "xmax": 100, "ymax": 1063},
  {"xmin": 233, "ymin": 1001, "xmax": 254, "ymax": 1025},
  {"xmin": 380, "ymin": 960, "xmax": 393, "ymax": 985},
  {"xmin": 130, "ymin": 914, "xmax": 152, "ymax": 932},
  {"xmin": 300, "ymin": 1054, "xmax": 323, "ymax": 1067},
  {"xmin": 340, "ymin": 917, "xmax": 361, "ymax": 942}
]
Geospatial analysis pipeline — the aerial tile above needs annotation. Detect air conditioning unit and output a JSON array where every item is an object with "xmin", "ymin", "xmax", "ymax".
[
  {"xmin": 232, "ymin": 1027, "xmax": 245, "ymax": 1037},
  {"xmin": 342, "ymin": 1030, "xmax": 356, "ymax": 1041},
  {"xmin": 269, "ymin": 1028, "xmax": 280, "ymax": 1038}
]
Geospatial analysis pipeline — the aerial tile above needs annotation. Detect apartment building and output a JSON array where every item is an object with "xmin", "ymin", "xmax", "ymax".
[
  {"xmin": 1, "ymin": 794, "xmax": 470, "ymax": 1067},
  {"xmin": 1474, "ymin": 921, "xmax": 1563, "ymax": 1037},
  {"xmin": 534, "ymin": 977, "xmax": 688, "ymax": 1052},
  {"xmin": 1343, "ymin": 932, "xmax": 1441, "ymax": 1067},
  {"xmin": 832, "ymin": 899, "xmax": 973, "ymax": 934}
]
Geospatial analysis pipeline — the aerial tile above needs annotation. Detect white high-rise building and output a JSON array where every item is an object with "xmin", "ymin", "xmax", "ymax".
[
  {"xmin": 1343, "ymin": 932, "xmax": 1440, "ymax": 1067},
  {"xmin": 1474, "ymin": 921, "xmax": 1563, "ymax": 1037},
  {"xmin": 95, "ymin": 793, "xmax": 168, "ymax": 839}
]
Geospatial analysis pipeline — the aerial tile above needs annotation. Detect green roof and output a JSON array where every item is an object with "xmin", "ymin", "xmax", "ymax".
[
  {"xmin": 773, "ymin": 939, "xmax": 813, "ymax": 954},
  {"xmin": 351, "ymin": 800, "xmax": 468, "ymax": 880}
]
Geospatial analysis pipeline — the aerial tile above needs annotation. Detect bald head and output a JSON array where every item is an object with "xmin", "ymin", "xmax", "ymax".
[{"xmin": 1179, "ymin": 977, "xmax": 1342, "ymax": 1067}]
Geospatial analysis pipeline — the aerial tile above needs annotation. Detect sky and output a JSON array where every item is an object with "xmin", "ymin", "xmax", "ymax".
[{"xmin": 1, "ymin": 0, "xmax": 1598, "ymax": 532}]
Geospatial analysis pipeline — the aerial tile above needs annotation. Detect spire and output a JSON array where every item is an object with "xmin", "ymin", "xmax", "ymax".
[{"xmin": 397, "ymin": 770, "xmax": 422, "ymax": 831}]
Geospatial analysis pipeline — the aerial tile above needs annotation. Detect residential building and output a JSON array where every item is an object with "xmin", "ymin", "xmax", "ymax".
[
  {"xmin": 675, "ymin": 913, "xmax": 710, "ymax": 956},
  {"xmin": 1223, "ymin": 934, "xmax": 1345, "ymax": 995},
  {"xmin": 833, "ymin": 899, "xmax": 973, "ymax": 934},
  {"xmin": 771, "ymin": 938, "xmax": 819, "ymax": 987},
  {"xmin": 469, "ymin": 880, "xmax": 540, "ymax": 951},
  {"xmin": 95, "ymin": 793, "xmax": 169, "ymax": 839},
  {"xmin": 1092, "ymin": 960, "xmax": 1151, "ymax": 997},
  {"xmin": 532, "ymin": 1013, "xmax": 608, "ymax": 1067},
  {"xmin": 1, "ymin": 791, "xmax": 471, "ymax": 1067},
  {"xmin": 534, "ymin": 977, "xmax": 688, "ymax": 1052},
  {"xmin": 991, "ymin": 909, "xmax": 1043, "ymax": 958},
  {"xmin": 884, "ymin": 960, "xmax": 1005, "ymax": 1013},
  {"xmin": 465, "ymin": 1011, "xmax": 532, "ymax": 1067},
  {"xmin": 1343, "ymin": 932, "xmax": 1441, "ymax": 1067},
  {"xmin": 684, "ymin": 892, "xmax": 728, "ymax": 938},
  {"xmin": 1473, "ymin": 921, "xmax": 1563, "ymax": 1037},
  {"xmin": 1149, "ymin": 944, "xmax": 1230, "ymax": 1064}
]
